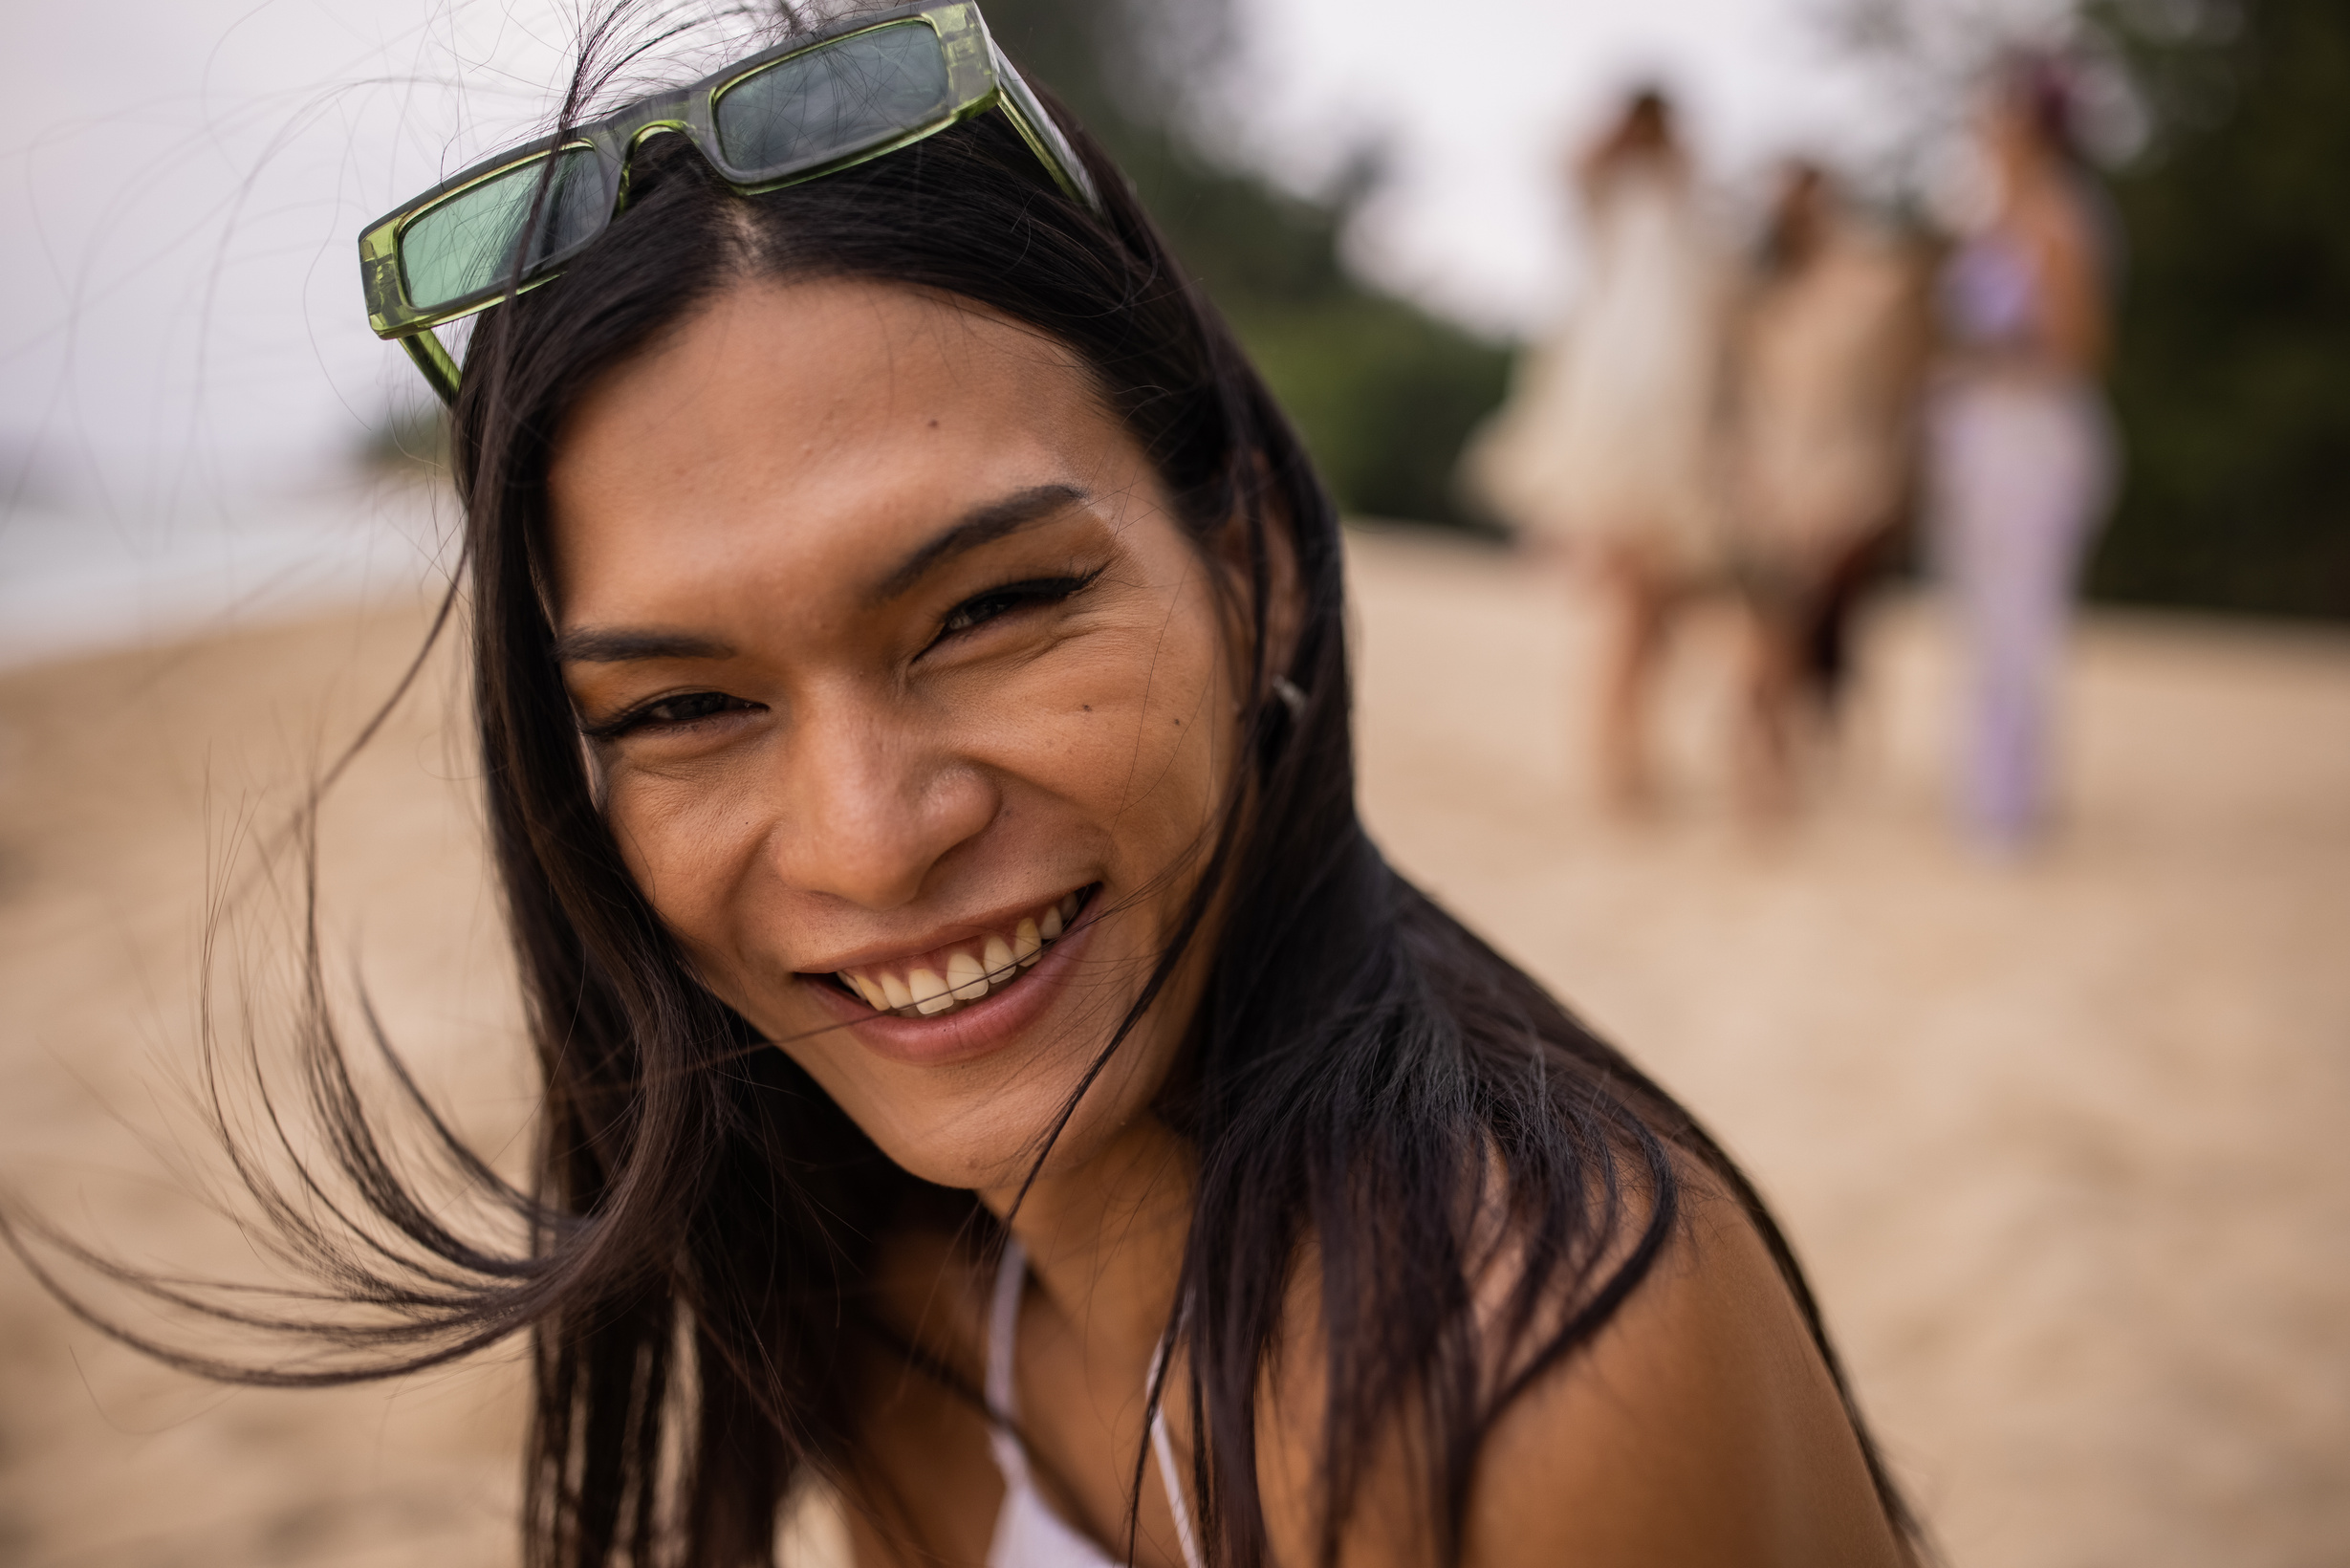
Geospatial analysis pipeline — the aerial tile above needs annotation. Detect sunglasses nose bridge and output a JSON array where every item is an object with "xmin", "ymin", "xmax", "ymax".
[
  {"xmin": 623, "ymin": 118, "xmax": 694, "ymax": 152},
  {"xmin": 607, "ymin": 113, "xmax": 700, "ymax": 211}
]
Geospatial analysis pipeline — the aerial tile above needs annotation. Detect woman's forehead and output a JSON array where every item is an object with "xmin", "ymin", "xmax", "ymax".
[{"xmin": 544, "ymin": 277, "xmax": 1134, "ymax": 621}]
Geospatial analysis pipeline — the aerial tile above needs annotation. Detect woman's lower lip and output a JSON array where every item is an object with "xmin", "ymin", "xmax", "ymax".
[{"xmin": 801, "ymin": 901, "xmax": 1100, "ymax": 1066}]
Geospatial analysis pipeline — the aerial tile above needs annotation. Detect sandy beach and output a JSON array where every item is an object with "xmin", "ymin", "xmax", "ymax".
[{"xmin": 1, "ymin": 520, "xmax": 2344, "ymax": 1566}]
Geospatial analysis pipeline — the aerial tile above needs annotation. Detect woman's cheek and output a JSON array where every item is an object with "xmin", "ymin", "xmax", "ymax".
[
  {"xmin": 995, "ymin": 634, "xmax": 1210, "ymax": 818},
  {"xmin": 604, "ymin": 763, "xmax": 768, "ymax": 949},
  {"xmin": 1107, "ymin": 607, "xmax": 1231, "ymax": 806}
]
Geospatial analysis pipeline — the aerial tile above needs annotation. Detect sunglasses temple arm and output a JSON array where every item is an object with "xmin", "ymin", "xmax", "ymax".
[{"xmin": 401, "ymin": 329, "xmax": 464, "ymax": 406}]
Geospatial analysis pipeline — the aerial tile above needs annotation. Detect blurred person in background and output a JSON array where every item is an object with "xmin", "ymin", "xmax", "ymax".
[
  {"xmin": 1467, "ymin": 88, "xmax": 1730, "ymax": 812},
  {"xmin": 1725, "ymin": 161, "xmax": 1929, "ymax": 815},
  {"xmin": 1928, "ymin": 57, "xmax": 2117, "ymax": 854},
  {"xmin": 10, "ymin": 8, "xmax": 1928, "ymax": 1565}
]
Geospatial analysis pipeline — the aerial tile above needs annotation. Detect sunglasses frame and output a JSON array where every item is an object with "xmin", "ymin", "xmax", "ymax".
[{"xmin": 358, "ymin": 0, "xmax": 1099, "ymax": 403}]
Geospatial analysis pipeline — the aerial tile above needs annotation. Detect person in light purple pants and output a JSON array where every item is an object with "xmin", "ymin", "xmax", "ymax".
[{"xmin": 1929, "ymin": 58, "xmax": 2117, "ymax": 851}]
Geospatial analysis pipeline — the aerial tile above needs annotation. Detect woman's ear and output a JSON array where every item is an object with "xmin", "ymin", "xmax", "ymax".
[{"xmin": 1209, "ymin": 456, "xmax": 1305, "ymax": 706}]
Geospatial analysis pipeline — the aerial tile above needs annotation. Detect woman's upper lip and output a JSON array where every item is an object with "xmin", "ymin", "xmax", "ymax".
[{"xmin": 796, "ymin": 885, "xmax": 1089, "ymax": 976}]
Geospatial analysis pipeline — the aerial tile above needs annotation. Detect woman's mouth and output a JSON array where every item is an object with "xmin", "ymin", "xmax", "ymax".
[{"xmin": 829, "ymin": 886, "xmax": 1095, "ymax": 1020}]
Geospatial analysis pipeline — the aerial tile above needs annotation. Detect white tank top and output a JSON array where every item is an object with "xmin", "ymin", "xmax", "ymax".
[{"xmin": 985, "ymin": 1239, "xmax": 1206, "ymax": 1568}]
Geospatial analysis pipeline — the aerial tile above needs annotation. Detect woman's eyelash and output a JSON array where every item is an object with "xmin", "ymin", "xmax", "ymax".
[
  {"xmin": 580, "ymin": 690, "xmax": 757, "ymax": 741},
  {"xmin": 935, "ymin": 568, "xmax": 1105, "ymax": 640}
]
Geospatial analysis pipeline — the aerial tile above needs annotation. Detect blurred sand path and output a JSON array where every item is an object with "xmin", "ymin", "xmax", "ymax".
[
  {"xmin": 0, "ymin": 584, "xmax": 533, "ymax": 1567},
  {"xmin": 2, "ymin": 525, "xmax": 2345, "ymax": 1565}
]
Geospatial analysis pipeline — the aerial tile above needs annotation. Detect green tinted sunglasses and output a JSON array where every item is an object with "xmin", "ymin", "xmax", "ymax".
[{"xmin": 358, "ymin": 0, "xmax": 1099, "ymax": 403}]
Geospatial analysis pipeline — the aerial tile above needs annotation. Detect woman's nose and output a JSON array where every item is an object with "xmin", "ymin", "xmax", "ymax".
[{"xmin": 765, "ymin": 703, "xmax": 996, "ymax": 911}]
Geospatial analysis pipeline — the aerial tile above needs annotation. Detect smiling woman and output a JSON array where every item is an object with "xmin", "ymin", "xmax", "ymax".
[{"xmin": 22, "ymin": 5, "xmax": 1920, "ymax": 1566}]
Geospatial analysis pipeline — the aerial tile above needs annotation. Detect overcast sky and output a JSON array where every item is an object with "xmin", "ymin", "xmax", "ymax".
[{"xmin": 0, "ymin": 0, "xmax": 2074, "ymax": 518}]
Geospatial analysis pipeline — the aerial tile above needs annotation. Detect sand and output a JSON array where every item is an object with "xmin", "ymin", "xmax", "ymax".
[{"xmin": 1, "ymin": 521, "xmax": 2344, "ymax": 1566}]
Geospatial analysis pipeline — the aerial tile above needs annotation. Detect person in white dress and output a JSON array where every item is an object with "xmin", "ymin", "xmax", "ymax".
[{"xmin": 1467, "ymin": 89, "xmax": 1731, "ymax": 809}]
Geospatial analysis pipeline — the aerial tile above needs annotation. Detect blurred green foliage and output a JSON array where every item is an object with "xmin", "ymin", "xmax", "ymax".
[
  {"xmin": 2087, "ymin": 0, "xmax": 2350, "ymax": 619},
  {"xmin": 982, "ymin": 0, "xmax": 1511, "ymax": 528}
]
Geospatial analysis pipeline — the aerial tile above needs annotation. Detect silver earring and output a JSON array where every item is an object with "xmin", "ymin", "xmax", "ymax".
[{"xmin": 1272, "ymin": 675, "xmax": 1307, "ymax": 718}]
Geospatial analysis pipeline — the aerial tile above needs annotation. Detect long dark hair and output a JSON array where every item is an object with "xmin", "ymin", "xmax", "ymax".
[{"xmin": 9, "ymin": 20, "xmax": 1915, "ymax": 1568}]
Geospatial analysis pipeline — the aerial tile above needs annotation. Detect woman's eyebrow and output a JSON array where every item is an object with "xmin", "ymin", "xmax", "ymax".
[
  {"xmin": 870, "ymin": 483, "xmax": 1089, "ymax": 603},
  {"xmin": 554, "ymin": 628, "xmax": 734, "ymax": 664}
]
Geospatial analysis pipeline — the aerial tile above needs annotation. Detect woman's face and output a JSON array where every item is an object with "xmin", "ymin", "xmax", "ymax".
[
  {"xmin": 547, "ymin": 278, "xmax": 1246, "ymax": 1194},
  {"xmin": 1982, "ymin": 92, "xmax": 2045, "ymax": 187}
]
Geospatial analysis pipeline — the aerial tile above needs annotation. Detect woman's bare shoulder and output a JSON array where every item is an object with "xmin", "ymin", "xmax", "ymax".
[{"xmin": 1461, "ymin": 1176, "xmax": 1908, "ymax": 1567}]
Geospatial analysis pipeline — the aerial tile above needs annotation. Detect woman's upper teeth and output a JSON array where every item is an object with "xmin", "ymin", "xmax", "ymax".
[{"xmin": 838, "ymin": 891, "xmax": 1083, "ymax": 1017}]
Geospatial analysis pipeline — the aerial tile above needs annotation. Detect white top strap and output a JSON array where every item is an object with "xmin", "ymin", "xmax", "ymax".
[
  {"xmin": 1146, "ymin": 1339, "xmax": 1208, "ymax": 1568},
  {"xmin": 986, "ymin": 1237, "xmax": 1206, "ymax": 1568}
]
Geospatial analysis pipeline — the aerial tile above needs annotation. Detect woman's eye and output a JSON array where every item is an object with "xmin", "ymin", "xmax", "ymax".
[
  {"xmin": 585, "ymin": 690, "xmax": 758, "ymax": 740},
  {"xmin": 935, "ymin": 571, "xmax": 1103, "ymax": 642}
]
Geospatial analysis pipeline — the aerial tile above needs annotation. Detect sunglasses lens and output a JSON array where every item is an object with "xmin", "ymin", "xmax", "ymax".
[
  {"xmin": 713, "ymin": 20, "xmax": 952, "ymax": 178},
  {"xmin": 400, "ymin": 145, "xmax": 605, "ymax": 311}
]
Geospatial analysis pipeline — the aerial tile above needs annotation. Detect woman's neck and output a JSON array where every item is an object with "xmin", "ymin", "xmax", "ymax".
[{"xmin": 979, "ymin": 1114, "xmax": 1197, "ymax": 1367}]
